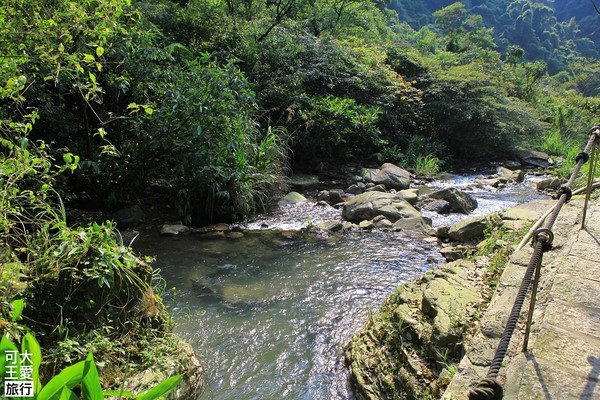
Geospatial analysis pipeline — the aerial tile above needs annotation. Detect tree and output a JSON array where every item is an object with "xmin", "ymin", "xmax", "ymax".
[
  {"xmin": 422, "ymin": 63, "xmax": 543, "ymax": 159},
  {"xmin": 433, "ymin": 2, "xmax": 467, "ymax": 35}
]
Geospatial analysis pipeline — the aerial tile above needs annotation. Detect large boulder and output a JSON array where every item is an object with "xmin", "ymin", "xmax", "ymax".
[
  {"xmin": 421, "ymin": 262, "xmax": 481, "ymax": 348},
  {"xmin": 513, "ymin": 149, "xmax": 550, "ymax": 168},
  {"xmin": 342, "ymin": 191, "xmax": 422, "ymax": 223},
  {"xmin": 361, "ymin": 163, "xmax": 411, "ymax": 190},
  {"xmin": 289, "ymin": 174, "xmax": 320, "ymax": 190},
  {"xmin": 428, "ymin": 188, "xmax": 477, "ymax": 214}
]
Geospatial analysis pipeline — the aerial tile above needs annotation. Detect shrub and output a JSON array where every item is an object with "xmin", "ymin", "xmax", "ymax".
[{"xmin": 128, "ymin": 55, "xmax": 288, "ymax": 224}]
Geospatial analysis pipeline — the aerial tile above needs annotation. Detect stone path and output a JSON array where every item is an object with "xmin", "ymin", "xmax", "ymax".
[{"xmin": 444, "ymin": 197, "xmax": 600, "ymax": 400}]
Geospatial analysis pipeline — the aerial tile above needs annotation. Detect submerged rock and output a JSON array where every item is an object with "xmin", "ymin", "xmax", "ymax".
[{"xmin": 290, "ymin": 174, "xmax": 320, "ymax": 190}]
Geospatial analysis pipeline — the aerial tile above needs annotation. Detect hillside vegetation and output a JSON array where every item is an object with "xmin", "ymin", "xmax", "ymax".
[{"xmin": 2, "ymin": 0, "xmax": 599, "ymax": 222}]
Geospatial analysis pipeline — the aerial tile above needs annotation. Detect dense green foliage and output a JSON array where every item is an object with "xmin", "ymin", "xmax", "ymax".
[
  {"xmin": 391, "ymin": 0, "xmax": 600, "ymax": 73},
  {"xmin": 0, "ymin": 109, "xmax": 184, "ymax": 392},
  {"xmin": 2, "ymin": 0, "xmax": 598, "ymax": 223},
  {"xmin": 1, "ymin": 0, "xmax": 598, "ymax": 395},
  {"xmin": 0, "ymin": 0, "xmax": 191, "ymax": 394}
]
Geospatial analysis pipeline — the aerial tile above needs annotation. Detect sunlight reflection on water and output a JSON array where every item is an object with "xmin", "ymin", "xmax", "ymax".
[{"xmin": 133, "ymin": 173, "xmax": 547, "ymax": 400}]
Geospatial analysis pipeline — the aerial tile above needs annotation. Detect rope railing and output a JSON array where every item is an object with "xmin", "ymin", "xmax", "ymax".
[{"xmin": 467, "ymin": 125, "xmax": 600, "ymax": 400}]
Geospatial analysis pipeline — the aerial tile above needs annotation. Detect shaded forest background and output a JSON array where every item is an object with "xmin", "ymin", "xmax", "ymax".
[{"xmin": 2, "ymin": 0, "xmax": 599, "ymax": 225}]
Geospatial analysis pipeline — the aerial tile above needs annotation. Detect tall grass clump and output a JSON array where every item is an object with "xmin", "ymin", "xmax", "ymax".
[{"xmin": 413, "ymin": 154, "xmax": 442, "ymax": 176}]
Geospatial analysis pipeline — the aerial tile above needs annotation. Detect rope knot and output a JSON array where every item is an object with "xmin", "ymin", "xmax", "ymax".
[
  {"xmin": 468, "ymin": 378, "xmax": 504, "ymax": 400},
  {"xmin": 575, "ymin": 151, "xmax": 590, "ymax": 164},
  {"xmin": 556, "ymin": 186, "xmax": 572, "ymax": 202},
  {"xmin": 532, "ymin": 228, "xmax": 554, "ymax": 252}
]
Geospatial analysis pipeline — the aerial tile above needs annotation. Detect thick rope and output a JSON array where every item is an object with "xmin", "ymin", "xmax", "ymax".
[
  {"xmin": 468, "ymin": 127, "xmax": 599, "ymax": 399},
  {"xmin": 515, "ymin": 182, "xmax": 600, "ymax": 252}
]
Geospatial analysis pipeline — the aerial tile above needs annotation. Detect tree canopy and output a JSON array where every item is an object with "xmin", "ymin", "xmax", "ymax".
[{"xmin": 1, "ymin": 0, "xmax": 598, "ymax": 224}]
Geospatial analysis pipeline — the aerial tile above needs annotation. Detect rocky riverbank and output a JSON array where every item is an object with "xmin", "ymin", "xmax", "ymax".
[{"xmin": 343, "ymin": 199, "xmax": 554, "ymax": 399}]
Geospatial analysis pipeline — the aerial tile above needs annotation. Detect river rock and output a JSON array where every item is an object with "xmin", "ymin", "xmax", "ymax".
[
  {"xmin": 398, "ymin": 189, "xmax": 419, "ymax": 205},
  {"xmin": 208, "ymin": 222, "xmax": 229, "ymax": 231},
  {"xmin": 421, "ymin": 261, "xmax": 481, "ymax": 348},
  {"xmin": 504, "ymin": 160, "xmax": 522, "ymax": 169},
  {"xmin": 440, "ymin": 245, "xmax": 468, "ymax": 261},
  {"xmin": 316, "ymin": 220, "xmax": 344, "ymax": 232},
  {"xmin": 317, "ymin": 189, "xmax": 344, "ymax": 205},
  {"xmin": 160, "ymin": 223, "xmax": 190, "ymax": 236},
  {"xmin": 447, "ymin": 215, "xmax": 488, "ymax": 242},
  {"xmin": 361, "ymin": 163, "xmax": 411, "ymax": 190},
  {"xmin": 342, "ymin": 191, "xmax": 423, "ymax": 224},
  {"xmin": 535, "ymin": 177, "xmax": 561, "ymax": 191},
  {"xmin": 358, "ymin": 220, "xmax": 374, "ymax": 230},
  {"xmin": 365, "ymin": 184, "xmax": 386, "ymax": 192},
  {"xmin": 513, "ymin": 149, "xmax": 550, "ymax": 168},
  {"xmin": 226, "ymin": 232, "xmax": 245, "ymax": 239},
  {"xmin": 428, "ymin": 187, "xmax": 478, "ymax": 214},
  {"xmin": 375, "ymin": 218, "xmax": 394, "ymax": 229},
  {"xmin": 392, "ymin": 217, "xmax": 430, "ymax": 232},
  {"xmin": 111, "ymin": 205, "xmax": 145, "ymax": 228},
  {"xmin": 345, "ymin": 258, "xmax": 485, "ymax": 400},
  {"xmin": 497, "ymin": 166, "xmax": 524, "ymax": 183},
  {"xmin": 328, "ymin": 189, "xmax": 345, "ymax": 205},
  {"xmin": 346, "ymin": 184, "xmax": 363, "ymax": 195},
  {"xmin": 422, "ymin": 199, "xmax": 452, "ymax": 214},
  {"xmin": 278, "ymin": 191, "xmax": 307, "ymax": 205},
  {"xmin": 473, "ymin": 177, "xmax": 505, "ymax": 188}
]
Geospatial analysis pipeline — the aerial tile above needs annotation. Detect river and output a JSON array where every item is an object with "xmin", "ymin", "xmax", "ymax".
[{"xmin": 132, "ymin": 173, "xmax": 548, "ymax": 400}]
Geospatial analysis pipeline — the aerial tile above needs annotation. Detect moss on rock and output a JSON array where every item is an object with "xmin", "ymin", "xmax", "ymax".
[{"xmin": 345, "ymin": 260, "xmax": 486, "ymax": 399}]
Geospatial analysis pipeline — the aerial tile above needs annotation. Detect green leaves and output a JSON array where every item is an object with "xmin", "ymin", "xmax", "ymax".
[
  {"xmin": 10, "ymin": 299, "xmax": 25, "ymax": 322},
  {"xmin": 2, "ymin": 333, "xmax": 181, "ymax": 400},
  {"xmin": 136, "ymin": 375, "xmax": 182, "ymax": 400},
  {"xmin": 295, "ymin": 95, "xmax": 383, "ymax": 163}
]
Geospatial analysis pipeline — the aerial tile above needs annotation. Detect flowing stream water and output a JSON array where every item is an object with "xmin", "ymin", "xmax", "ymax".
[{"xmin": 133, "ymin": 173, "xmax": 548, "ymax": 400}]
